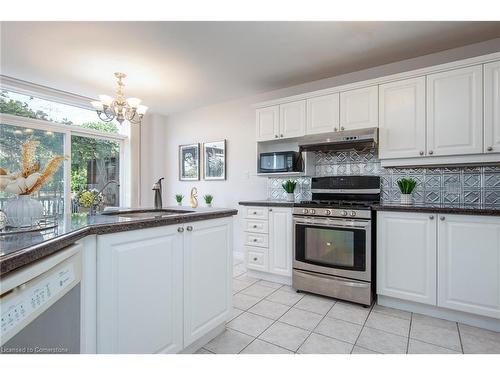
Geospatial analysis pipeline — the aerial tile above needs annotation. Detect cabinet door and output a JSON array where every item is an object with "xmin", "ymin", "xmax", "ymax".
[
  {"xmin": 484, "ymin": 60, "xmax": 500, "ymax": 153},
  {"xmin": 97, "ymin": 226, "xmax": 183, "ymax": 354},
  {"xmin": 427, "ymin": 65, "xmax": 483, "ymax": 156},
  {"xmin": 306, "ymin": 94, "xmax": 340, "ymax": 135},
  {"xmin": 379, "ymin": 77, "xmax": 426, "ymax": 159},
  {"xmin": 256, "ymin": 106, "xmax": 279, "ymax": 141},
  {"xmin": 438, "ymin": 214, "xmax": 500, "ymax": 319},
  {"xmin": 279, "ymin": 100, "xmax": 306, "ymax": 138},
  {"xmin": 340, "ymin": 86, "xmax": 378, "ymax": 130},
  {"xmin": 184, "ymin": 218, "xmax": 232, "ymax": 346},
  {"xmin": 269, "ymin": 208, "xmax": 293, "ymax": 277},
  {"xmin": 377, "ymin": 211, "xmax": 437, "ymax": 305}
]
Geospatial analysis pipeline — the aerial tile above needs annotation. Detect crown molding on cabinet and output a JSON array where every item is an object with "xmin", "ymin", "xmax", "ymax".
[{"xmin": 254, "ymin": 51, "xmax": 500, "ymax": 108}]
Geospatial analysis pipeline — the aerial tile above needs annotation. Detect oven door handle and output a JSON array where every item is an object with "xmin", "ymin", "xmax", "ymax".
[{"xmin": 293, "ymin": 218, "xmax": 370, "ymax": 229}]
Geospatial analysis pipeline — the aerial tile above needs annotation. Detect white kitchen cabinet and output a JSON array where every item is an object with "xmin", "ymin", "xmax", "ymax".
[
  {"xmin": 306, "ymin": 94, "xmax": 340, "ymax": 134},
  {"xmin": 377, "ymin": 211, "xmax": 437, "ymax": 305},
  {"xmin": 269, "ymin": 207, "xmax": 293, "ymax": 277},
  {"xmin": 279, "ymin": 100, "xmax": 306, "ymax": 138},
  {"xmin": 379, "ymin": 77, "xmax": 426, "ymax": 159},
  {"xmin": 484, "ymin": 60, "xmax": 500, "ymax": 153},
  {"xmin": 97, "ymin": 225, "xmax": 183, "ymax": 354},
  {"xmin": 184, "ymin": 219, "xmax": 232, "ymax": 346},
  {"xmin": 340, "ymin": 86, "xmax": 378, "ymax": 130},
  {"xmin": 97, "ymin": 218, "xmax": 233, "ymax": 354},
  {"xmin": 438, "ymin": 214, "xmax": 500, "ymax": 319},
  {"xmin": 427, "ymin": 65, "xmax": 483, "ymax": 156},
  {"xmin": 256, "ymin": 105, "xmax": 279, "ymax": 141}
]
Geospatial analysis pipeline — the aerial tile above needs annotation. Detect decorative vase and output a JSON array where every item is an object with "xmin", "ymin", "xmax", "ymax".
[
  {"xmin": 4, "ymin": 195, "xmax": 44, "ymax": 227},
  {"xmin": 286, "ymin": 193, "xmax": 295, "ymax": 202},
  {"xmin": 206, "ymin": 203, "xmax": 212, "ymax": 208},
  {"xmin": 177, "ymin": 202, "xmax": 182, "ymax": 206},
  {"xmin": 400, "ymin": 193, "xmax": 413, "ymax": 205}
]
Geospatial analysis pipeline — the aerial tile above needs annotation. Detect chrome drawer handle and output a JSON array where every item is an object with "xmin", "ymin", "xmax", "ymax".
[
  {"xmin": 177, "ymin": 227, "xmax": 184, "ymax": 233},
  {"xmin": 429, "ymin": 150, "xmax": 434, "ymax": 155},
  {"xmin": 419, "ymin": 151, "xmax": 424, "ymax": 156},
  {"xmin": 253, "ymin": 225, "xmax": 258, "ymax": 228},
  {"xmin": 429, "ymin": 215, "xmax": 434, "ymax": 220},
  {"xmin": 487, "ymin": 146, "xmax": 493, "ymax": 151},
  {"xmin": 253, "ymin": 257, "xmax": 258, "ymax": 261},
  {"xmin": 440, "ymin": 216, "xmax": 445, "ymax": 221},
  {"xmin": 186, "ymin": 226, "xmax": 193, "ymax": 231},
  {"xmin": 253, "ymin": 238, "xmax": 258, "ymax": 242}
]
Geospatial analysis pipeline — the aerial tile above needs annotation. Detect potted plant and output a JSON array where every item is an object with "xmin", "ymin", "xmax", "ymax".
[
  {"xmin": 77, "ymin": 189, "xmax": 101, "ymax": 213},
  {"xmin": 397, "ymin": 178, "xmax": 417, "ymax": 205},
  {"xmin": 282, "ymin": 180, "xmax": 297, "ymax": 202},
  {"xmin": 203, "ymin": 194, "xmax": 214, "ymax": 208},
  {"xmin": 175, "ymin": 194, "xmax": 184, "ymax": 206}
]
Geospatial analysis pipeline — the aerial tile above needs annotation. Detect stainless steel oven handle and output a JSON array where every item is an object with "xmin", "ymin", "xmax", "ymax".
[{"xmin": 293, "ymin": 218, "xmax": 370, "ymax": 229}]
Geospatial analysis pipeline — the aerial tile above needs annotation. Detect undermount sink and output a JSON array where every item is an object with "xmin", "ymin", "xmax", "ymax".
[{"xmin": 101, "ymin": 209, "xmax": 195, "ymax": 219}]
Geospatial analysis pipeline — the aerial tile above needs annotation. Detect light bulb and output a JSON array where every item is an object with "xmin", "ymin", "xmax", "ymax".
[
  {"xmin": 91, "ymin": 101, "xmax": 104, "ymax": 111},
  {"xmin": 126, "ymin": 98, "xmax": 141, "ymax": 108},
  {"xmin": 137, "ymin": 105, "xmax": 148, "ymax": 115},
  {"xmin": 99, "ymin": 95, "xmax": 113, "ymax": 106}
]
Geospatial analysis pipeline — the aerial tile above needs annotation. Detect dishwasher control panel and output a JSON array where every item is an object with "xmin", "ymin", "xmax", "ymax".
[{"xmin": 1, "ymin": 262, "xmax": 77, "ymax": 344}]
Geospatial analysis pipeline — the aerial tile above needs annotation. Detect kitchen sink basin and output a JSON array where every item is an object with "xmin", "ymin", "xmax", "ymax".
[{"xmin": 101, "ymin": 209, "xmax": 195, "ymax": 219}]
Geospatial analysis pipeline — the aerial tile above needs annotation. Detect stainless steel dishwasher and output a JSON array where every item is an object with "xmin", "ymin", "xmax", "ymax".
[{"xmin": 1, "ymin": 244, "xmax": 82, "ymax": 354}]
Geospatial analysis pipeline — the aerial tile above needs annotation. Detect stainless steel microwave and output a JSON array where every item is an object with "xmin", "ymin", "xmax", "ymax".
[{"xmin": 258, "ymin": 151, "xmax": 300, "ymax": 173}]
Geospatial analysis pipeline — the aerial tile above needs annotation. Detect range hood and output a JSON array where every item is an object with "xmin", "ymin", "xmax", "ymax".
[{"xmin": 299, "ymin": 127, "xmax": 378, "ymax": 152}]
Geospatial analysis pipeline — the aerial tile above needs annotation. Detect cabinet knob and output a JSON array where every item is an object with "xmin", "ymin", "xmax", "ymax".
[
  {"xmin": 253, "ymin": 211, "xmax": 257, "ymax": 214},
  {"xmin": 440, "ymin": 216, "xmax": 445, "ymax": 221},
  {"xmin": 334, "ymin": 127, "xmax": 338, "ymax": 132},
  {"xmin": 340, "ymin": 126, "xmax": 345, "ymax": 131},
  {"xmin": 253, "ymin": 238, "xmax": 258, "ymax": 242},
  {"xmin": 253, "ymin": 225, "xmax": 257, "ymax": 228},
  {"xmin": 429, "ymin": 215, "xmax": 434, "ymax": 220},
  {"xmin": 429, "ymin": 150, "xmax": 434, "ymax": 155},
  {"xmin": 177, "ymin": 227, "xmax": 184, "ymax": 233},
  {"xmin": 253, "ymin": 257, "xmax": 258, "ymax": 261},
  {"xmin": 280, "ymin": 134, "xmax": 283, "ymax": 138},
  {"xmin": 419, "ymin": 151, "xmax": 424, "ymax": 156},
  {"xmin": 269, "ymin": 208, "xmax": 273, "ymax": 212},
  {"xmin": 487, "ymin": 146, "xmax": 493, "ymax": 152},
  {"xmin": 186, "ymin": 226, "xmax": 193, "ymax": 231},
  {"xmin": 275, "ymin": 135, "xmax": 278, "ymax": 138}
]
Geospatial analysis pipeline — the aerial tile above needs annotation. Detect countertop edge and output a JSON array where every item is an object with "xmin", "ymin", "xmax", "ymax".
[
  {"xmin": 371, "ymin": 204, "xmax": 500, "ymax": 216},
  {"xmin": 0, "ymin": 209, "xmax": 238, "ymax": 277},
  {"xmin": 238, "ymin": 201, "xmax": 295, "ymax": 207}
]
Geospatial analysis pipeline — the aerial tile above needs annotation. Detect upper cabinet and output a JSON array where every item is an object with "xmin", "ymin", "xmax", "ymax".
[
  {"xmin": 279, "ymin": 100, "xmax": 306, "ymax": 138},
  {"xmin": 484, "ymin": 61, "xmax": 500, "ymax": 153},
  {"xmin": 306, "ymin": 93, "xmax": 340, "ymax": 135},
  {"xmin": 340, "ymin": 86, "xmax": 378, "ymax": 130},
  {"xmin": 426, "ymin": 65, "xmax": 483, "ymax": 156},
  {"xmin": 379, "ymin": 77, "xmax": 426, "ymax": 159},
  {"xmin": 256, "ymin": 106, "xmax": 279, "ymax": 141}
]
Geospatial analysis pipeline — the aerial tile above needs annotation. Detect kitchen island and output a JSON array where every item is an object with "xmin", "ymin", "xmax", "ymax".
[{"xmin": 0, "ymin": 207, "xmax": 237, "ymax": 354}]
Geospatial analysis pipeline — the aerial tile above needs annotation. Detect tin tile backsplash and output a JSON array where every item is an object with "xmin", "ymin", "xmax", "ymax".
[{"xmin": 268, "ymin": 148, "xmax": 500, "ymax": 206}]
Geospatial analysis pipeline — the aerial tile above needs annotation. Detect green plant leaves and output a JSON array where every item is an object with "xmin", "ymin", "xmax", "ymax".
[
  {"xmin": 282, "ymin": 180, "xmax": 297, "ymax": 193},
  {"xmin": 397, "ymin": 178, "xmax": 417, "ymax": 194}
]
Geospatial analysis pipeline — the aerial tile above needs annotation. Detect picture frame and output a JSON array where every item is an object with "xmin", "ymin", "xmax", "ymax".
[
  {"xmin": 179, "ymin": 143, "xmax": 200, "ymax": 181},
  {"xmin": 203, "ymin": 140, "xmax": 226, "ymax": 180}
]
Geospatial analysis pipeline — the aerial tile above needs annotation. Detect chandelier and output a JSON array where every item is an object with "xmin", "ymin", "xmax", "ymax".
[{"xmin": 90, "ymin": 72, "xmax": 148, "ymax": 125}]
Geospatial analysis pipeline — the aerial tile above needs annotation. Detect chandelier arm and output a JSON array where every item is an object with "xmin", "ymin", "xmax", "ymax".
[{"xmin": 97, "ymin": 111, "xmax": 115, "ymax": 123}]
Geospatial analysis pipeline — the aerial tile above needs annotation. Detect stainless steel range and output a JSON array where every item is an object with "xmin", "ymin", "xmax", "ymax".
[{"xmin": 292, "ymin": 175, "xmax": 380, "ymax": 307}]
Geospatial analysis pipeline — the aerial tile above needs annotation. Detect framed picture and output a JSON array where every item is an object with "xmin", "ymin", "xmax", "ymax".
[
  {"xmin": 179, "ymin": 143, "xmax": 200, "ymax": 181},
  {"xmin": 203, "ymin": 140, "xmax": 226, "ymax": 180}
]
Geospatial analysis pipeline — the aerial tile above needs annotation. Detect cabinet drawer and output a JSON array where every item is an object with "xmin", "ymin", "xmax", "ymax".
[
  {"xmin": 245, "ymin": 207, "xmax": 269, "ymax": 220},
  {"xmin": 245, "ymin": 246, "xmax": 268, "ymax": 272},
  {"xmin": 244, "ymin": 232, "xmax": 269, "ymax": 248},
  {"xmin": 245, "ymin": 219, "xmax": 269, "ymax": 233}
]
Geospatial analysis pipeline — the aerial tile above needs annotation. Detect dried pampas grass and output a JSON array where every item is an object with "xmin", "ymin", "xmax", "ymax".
[
  {"xmin": 24, "ymin": 156, "xmax": 66, "ymax": 195},
  {"xmin": 22, "ymin": 140, "xmax": 40, "ymax": 177}
]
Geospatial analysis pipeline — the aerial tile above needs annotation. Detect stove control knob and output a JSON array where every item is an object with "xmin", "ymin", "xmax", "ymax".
[
  {"xmin": 349, "ymin": 211, "xmax": 356, "ymax": 217},
  {"xmin": 303, "ymin": 209, "xmax": 309, "ymax": 214},
  {"xmin": 310, "ymin": 209, "xmax": 316, "ymax": 214},
  {"xmin": 325, "ymin": 209, "xmax": 332, "ymax": 216},
  {"xmin": 341, "ymin": 210, "xmax": 348, "ymax": 217}
]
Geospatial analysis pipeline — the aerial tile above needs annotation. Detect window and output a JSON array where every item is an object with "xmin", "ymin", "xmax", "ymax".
[{"xmin": 0, "ymin": 86, "xmax": 130, "ymax": 216}]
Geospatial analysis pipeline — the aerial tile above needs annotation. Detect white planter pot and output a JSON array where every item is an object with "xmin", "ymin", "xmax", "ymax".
[
  {"xmin": 286, "ymin": 193, "xmax": 295, "ymax": 202},
  {"xmin": 206, "ymin": 203, "xmax": 212, "ymax": 208},
  {"xmin": 400, "ymin": 193, "xmax": 413, "ymax": 205},
  {"xmin": 4, "ymin": 195, "xmax": 44, "ymax": 227},
  {"xmin": 177, "ymin": 202, "xmax": 182, "ymax": 206}
]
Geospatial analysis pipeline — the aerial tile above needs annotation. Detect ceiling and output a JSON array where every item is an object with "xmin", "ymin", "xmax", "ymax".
[{"xmin": 2, "ymin": 21, "xmax": 500, "ymax": 115}]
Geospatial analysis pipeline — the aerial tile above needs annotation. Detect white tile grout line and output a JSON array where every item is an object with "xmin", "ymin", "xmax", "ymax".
[{"xmin": 350, "ymin": 302, "xmax": 375, "ymax": 354}]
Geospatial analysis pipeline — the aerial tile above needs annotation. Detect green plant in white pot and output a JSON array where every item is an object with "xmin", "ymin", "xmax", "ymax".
[
  {"xmin": 397, "ymin": 178, "xmax": 417, "ymax": 205},
  {"xmin": 282, "ymin": 180, "xmax": 297, "ymax": 202},
  {"xmin": 204, "ymin": 194, "xmax": 214, "ymax": 208},
  {"xmin": 175, "ymin": 194, "xmax": 184, "ymax": 206}
]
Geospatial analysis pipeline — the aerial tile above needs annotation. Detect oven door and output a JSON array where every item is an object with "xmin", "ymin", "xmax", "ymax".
[{"xmin": 293, "ymin": 216, "xmax": 371, "ymax": 282}]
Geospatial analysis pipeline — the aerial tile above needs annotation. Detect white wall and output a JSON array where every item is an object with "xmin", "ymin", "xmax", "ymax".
[{"xmin": 143, "ymin": 37, "xmax": 500, "ymax": 258}]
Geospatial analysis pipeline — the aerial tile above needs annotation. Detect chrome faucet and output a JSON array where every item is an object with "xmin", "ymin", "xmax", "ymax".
[
  {"xmin": 90, "ymin": 180, "xmax": 120, "ymax": 215},
  {"xmin": 153, "ymin": 178, "xmax": 164, "ymax": 209}
]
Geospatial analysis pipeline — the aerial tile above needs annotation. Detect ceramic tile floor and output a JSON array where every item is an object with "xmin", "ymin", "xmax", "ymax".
[{"xmin": 198, "ymin": 260, "xmax": 500, "ymax": 354}]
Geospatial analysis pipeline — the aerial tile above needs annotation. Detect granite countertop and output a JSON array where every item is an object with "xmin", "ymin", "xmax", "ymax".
[
  {"xmin": 0, "ymin": 206, "xmax": 238, "ymax": 277},
  {"xmin": 238, "ymin": 200, "xmax": 295, "ymax": 207},
  {"xmin": 372, "ymin": 203, "xmax": 500, "ymax": 216}
]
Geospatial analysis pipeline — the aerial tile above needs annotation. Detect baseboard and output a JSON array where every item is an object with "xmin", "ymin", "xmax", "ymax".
[
  {"xmin": 378, "ymin": 295, "xmax": 500, "ymax": 332},
  {"xmin": 179, "ymin": 323, "xmax": 225, "ymax": 354},
  {"xmin": 246, "ymin": 270, "xmax": 292, "ymax": 286}
]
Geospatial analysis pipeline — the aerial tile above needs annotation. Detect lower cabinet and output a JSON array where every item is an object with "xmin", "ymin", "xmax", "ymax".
[
  {"xmin": 97, "ymin": 218, "xmax": 232, "ymax": 353},
  {"xmin": 377, "ymin": 211, "xmax": 500, "ymax": 320},
  {"xmin": 377, "ymin": 211, "xmax": 437, "ymax": 305}
]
